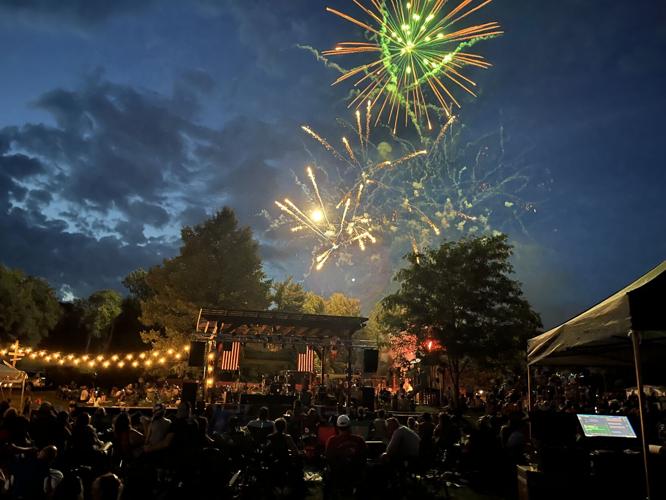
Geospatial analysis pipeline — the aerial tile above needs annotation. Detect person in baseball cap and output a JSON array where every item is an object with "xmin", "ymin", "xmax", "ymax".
[
  {"xmin": 325, "ymin": 413, "xmax": 367, "ymax": 493},
  {"xmin": 336, "ymin": 414, "xmax": 351, "ymax": 428}
]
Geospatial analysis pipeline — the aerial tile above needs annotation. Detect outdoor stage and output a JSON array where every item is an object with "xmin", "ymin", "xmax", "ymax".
[{"xmin": 190, "ymin": 308, "xmax": 376, "ymax": 406}]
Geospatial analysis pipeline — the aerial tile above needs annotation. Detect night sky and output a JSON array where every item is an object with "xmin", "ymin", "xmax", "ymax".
[{"xmin": 1, "ymin": 0, "xmax": 665, "ymax": 328}]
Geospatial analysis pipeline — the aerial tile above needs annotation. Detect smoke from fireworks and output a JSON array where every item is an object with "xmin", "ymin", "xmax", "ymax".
[
  {"xmin": 275, "ymin": 105, "xmax": 426, "ymax": 271},
  {"xmin": 323, "ymin": 0, "xmax": 502, "ymax": 132},
  {"xmin": 273, "ymin": 106, "xmax": 545, "ymax": 273}
]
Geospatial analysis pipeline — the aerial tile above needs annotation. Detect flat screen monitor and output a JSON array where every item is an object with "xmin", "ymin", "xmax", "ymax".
[{"xmin": 577, "ymin": 414, "xmax": 637, "ymax": 438}]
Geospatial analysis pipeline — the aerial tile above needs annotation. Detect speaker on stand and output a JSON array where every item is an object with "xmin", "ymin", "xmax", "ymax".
[
  {"xmin": 188, "ymin": 341, "xmax": 207, "ymax": 367},
  {"xmin": 181, "ymin": 381, "xmax": 199, "ymax": 408},
  {"xmin": 363, "ymin": 349, "xmax": 379, "ymax": 373}
]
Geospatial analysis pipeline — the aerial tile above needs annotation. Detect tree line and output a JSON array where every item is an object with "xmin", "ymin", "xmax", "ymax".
[
  {"xmin": 0, "ymin": 208, "xmax": 363, "ymax": 356},
  {"xmin": 0, "ymin": 206, "xmax": 541, "ymax": 404}
]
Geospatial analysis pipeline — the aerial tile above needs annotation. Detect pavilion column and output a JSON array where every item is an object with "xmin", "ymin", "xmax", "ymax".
[
  {"xmin": 321, "ymin": 346, "xmax": 326, "ymax": 387},
  {"xmin": 346, "ymin": 334, "xmax": 353, "ymax": 409},
  {"xmin": 630, "ymin": 329, "xmax": 652, "ymax": 500}
]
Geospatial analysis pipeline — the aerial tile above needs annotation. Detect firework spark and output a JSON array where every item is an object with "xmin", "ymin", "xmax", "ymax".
[
  {"xmin": 275, "ymin": 166, "xmax": 376, "ymax": 271},
  {"xmin": 323, "ymin": 0, "xmax": 502, "ymax": 131},
  {"xmin": 276, "ymin": 106, "xmax": 428, "ymax": 270}
]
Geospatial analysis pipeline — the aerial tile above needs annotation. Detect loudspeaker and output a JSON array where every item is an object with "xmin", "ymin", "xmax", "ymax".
[
  {"xmin": 361, "ymin": 386, "xmax": 375, "ymax": 411},
  {"xmin": 181, "ymin": 381, "xmax": 199, "ymax": 407},
  {"xmin": 363, "ymin": 349, "xmax": 379, "ymax": 373},
  {"xmin": 188, "ymin": 341, "xmax": 206, "ymax": 367}
]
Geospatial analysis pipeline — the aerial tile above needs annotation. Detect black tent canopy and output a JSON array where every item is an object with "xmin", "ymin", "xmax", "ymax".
[
  {"xmin": 528, "ymin": 261, "xmax": 666, "ymax": 367},
  {"xmin": 527, "ymin": 260, "xmax": 666, "ymax": 499}
]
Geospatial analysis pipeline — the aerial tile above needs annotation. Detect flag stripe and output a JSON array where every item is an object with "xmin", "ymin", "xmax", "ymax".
[
  {"xmin": 218, "ymin": 341, "xmax": 240, "ymax": 371},
  {"xmin": 297, "ymin": 346, "xmax": 314, "ymax": 372}
]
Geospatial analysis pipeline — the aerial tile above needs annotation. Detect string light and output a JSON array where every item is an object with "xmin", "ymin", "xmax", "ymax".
[{"xmin": 0, "ymin": 342, "xmax": 192, "ymax": 371}]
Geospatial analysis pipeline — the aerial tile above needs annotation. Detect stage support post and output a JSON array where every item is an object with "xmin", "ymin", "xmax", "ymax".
[
  {"xmin": 630, "ymin": 329, "xmax": 651, "ymax": 500},
  {"xmin": 321, "ymin": 346, "xmax": 326, "ymax": 387},
  {"xmin": 527, "ymin": 363, "xmax": 533, "ymax": 412},
  {"xmin": 346, "ymin": 341, "xmax": 353, "ymax": 409}
]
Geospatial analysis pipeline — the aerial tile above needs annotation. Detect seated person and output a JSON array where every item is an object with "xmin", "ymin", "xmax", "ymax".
[
  {"xmin": 70, "ymin": 412, "xmax": 107, "ymax": 464},
  {"xmin": 247, "ymin": 406, "xmax": 275, "ymax": 444},
  {"xmin": 382, "ymin": 417, "xmax": 421, "ymax": 467},
  {"xmin": 266, "ymin": 417, "xmax": 300, "ymax": 476},
  {"xmin": 325, "ymin": 415, "xmax": 367, "ymax": 485},
  {"xmin": 370, "ymin": 409, "xmax": 388, "ymax": 442}
]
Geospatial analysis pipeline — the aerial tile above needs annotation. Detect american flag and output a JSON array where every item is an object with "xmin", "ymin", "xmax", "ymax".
[
  {"xmin": 297, "ymin": 346, "xmax": 315, "ymax": 372},
  {"xmin": 218, "ymin": 341, "xmax": 241, "ymax": 371}
]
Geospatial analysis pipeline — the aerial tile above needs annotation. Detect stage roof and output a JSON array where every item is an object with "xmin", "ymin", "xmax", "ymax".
[{"xmin": 195, "ymin": 308, "xmax": 368, "ymax": 345}]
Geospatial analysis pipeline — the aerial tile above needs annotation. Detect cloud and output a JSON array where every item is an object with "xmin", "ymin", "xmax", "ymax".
[
  {"xmin": 0, "ymin": 0, "xmax": 153, "ymax": 29},
  {"xmin": 0, "ymin": 71, "xmax": 305, "ymax": 297}
]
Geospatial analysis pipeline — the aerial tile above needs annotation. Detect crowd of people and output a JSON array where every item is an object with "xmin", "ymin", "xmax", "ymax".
[
  {"xmin": 0, "ymin": 388, "xmax": 533, "ymax": 500},
  {"xmin": 0, "ymin": 368, "xmax": 663, "ymax": 499},
  {"xmin": 57, "ymin": 380, "xmax": 181, "ymax": 408}
]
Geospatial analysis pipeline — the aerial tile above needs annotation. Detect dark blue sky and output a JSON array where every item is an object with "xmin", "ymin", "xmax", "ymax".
[{"xmin": 1, "ymin": 0, "xmax": 664, "ymax": 328}]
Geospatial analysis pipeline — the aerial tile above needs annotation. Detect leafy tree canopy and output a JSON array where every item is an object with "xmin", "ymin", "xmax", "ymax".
[
  {"xmin": 302, "ymin": 292, "xmax": 326, "ymax": 314},
  {"xmin": 136, "ymin": 208, "xmax": 272, "ymax": 364},
  {"xmin": 79, "ymin": 289, "xmax": 123, "ymax": 352},
  {"xmin": 382, "ymin": 234, "xmax": 541, "ymax": 405},
  {"xmin": 324, "ymin": 292, "xmax": 361, "ymax": 317},
  {"xmin": 0, "ymin": 265, "xmax": 62, "ymax": 344},
  {"xmin": 271, "ymin": 277, "xmax": 308, "ymax": 313},
  {"xmin": 122, "ymin": 269, "xmax": 153, "ymax": 302}
]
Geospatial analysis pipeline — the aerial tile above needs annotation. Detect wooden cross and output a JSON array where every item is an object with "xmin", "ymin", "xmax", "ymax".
[{"xmin": 9, "ymin": 341, "xmax": 24, "ymax": 368}]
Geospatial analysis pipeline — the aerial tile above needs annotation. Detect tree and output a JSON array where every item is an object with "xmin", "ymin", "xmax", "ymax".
[
  {"xmin": 122, "ymin": 269, "xmax": 153, "ymax": 302},
  {"xmin": 80, "ymin": 290, "xmax": 123, "ymax": 352},
  {"xmin": 137, "ymin": 208, "xmax": 271, "ymax": 365},
  {"xmin": 0, "ymin": 265, "xmax": 62, "ymax": 344},
  {"xmin": 271, "ymin": 277, "xmax": 308, "ymax": 312},
  {"xmin": 302, "ymin": 292, "xmax": 326, "ymax": 314},
  {"xmin": 382, "ymin": 234, "xmax": 541, "ymax": 408},
  {"xmin": 324, "ymin": 292, "xmax": 361, "ymax": 317}
]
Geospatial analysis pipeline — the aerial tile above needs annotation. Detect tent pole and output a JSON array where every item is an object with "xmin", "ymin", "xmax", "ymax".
[
  {"xmin": 20, "ymin": 378, "xmax": 25, "ymax": 416},
  {"xmin": 527, "ymin": 363, "xmax": 533, "ymax": 412},
  {"xmin": 630, "ymin": 329, "xmax": 651, "ymax": 500}
]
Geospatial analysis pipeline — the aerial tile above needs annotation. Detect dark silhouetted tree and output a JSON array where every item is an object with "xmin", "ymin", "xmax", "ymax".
[
  {"xmin": 138, "ymin": 208, "xmax": 271, "ymax": 364},
  {"xmin": 0, "ymin": 265, "xmax": 61, "ymax": 344},
  {"xmin": 382, "ymin": 234, "xmax": 541, "ymax": 408}
]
